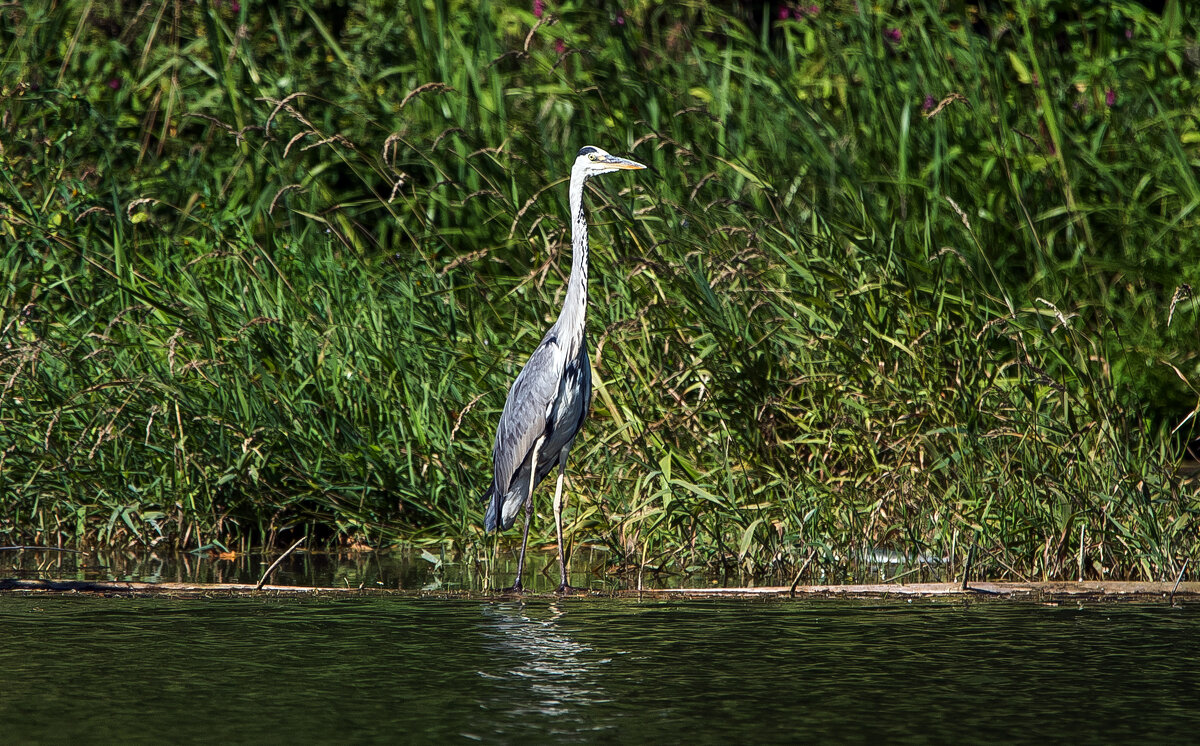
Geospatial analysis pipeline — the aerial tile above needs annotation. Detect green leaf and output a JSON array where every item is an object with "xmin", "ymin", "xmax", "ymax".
[{"xmin": 1007, "ymin": 51, "xmax": 1032, "ymax": 84}]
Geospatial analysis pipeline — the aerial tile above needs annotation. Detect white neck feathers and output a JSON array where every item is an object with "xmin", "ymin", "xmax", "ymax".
[{"xmin": 556, "ymin": 169, "xmax": 590, "ymax": 339}]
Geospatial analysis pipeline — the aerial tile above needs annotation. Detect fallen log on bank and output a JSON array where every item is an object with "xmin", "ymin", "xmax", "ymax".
[{"xmin": 1, "ymin": 578, "xmax": 1197, "ymax": 603}]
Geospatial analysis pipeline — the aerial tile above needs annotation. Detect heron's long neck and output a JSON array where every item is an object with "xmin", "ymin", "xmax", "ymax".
[{"xmin": 558, "ymin": 171, "xmax": 589, "ymax": 342}]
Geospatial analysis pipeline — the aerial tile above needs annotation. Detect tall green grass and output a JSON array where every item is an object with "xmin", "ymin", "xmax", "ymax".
[{"xmin": 0, "ymin": 0, "xmax": 1196, "ymax": 580}]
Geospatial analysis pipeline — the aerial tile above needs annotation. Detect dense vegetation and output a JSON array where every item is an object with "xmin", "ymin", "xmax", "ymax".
[{"xmin": 1, "ymin": 0, "xmax": 1197, "ymax": 582}]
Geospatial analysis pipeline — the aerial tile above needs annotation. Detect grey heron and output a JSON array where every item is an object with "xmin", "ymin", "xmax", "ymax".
[{"xmin": 483, "ymin": 145, "xmax": 647, "ymax": 593}]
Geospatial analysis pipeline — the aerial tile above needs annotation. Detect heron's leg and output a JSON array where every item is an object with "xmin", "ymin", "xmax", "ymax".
[
  {"xmin": 511, "ymin": 438, "xmax": 543, "ymax": 593},
  {"xmin": 552, "ymin": 460, "xmax": 573, "ymax": 593},
  {"xmin": 511, "ymin": 489, "xmax": 534, "ymax": 592}
]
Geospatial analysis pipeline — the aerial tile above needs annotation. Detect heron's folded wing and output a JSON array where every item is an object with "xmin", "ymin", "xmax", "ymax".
[{"xmin": 491, "ymin": 337, "xmax": 564, "ymax": 496}]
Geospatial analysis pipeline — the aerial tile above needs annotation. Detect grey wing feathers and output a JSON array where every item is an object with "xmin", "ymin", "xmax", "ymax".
[{"xmin": 490, "ymin": 337, "xmax": 565, "ymax": 501}]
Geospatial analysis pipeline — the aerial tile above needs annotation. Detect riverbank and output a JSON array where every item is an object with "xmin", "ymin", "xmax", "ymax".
[
  {"xmin": 4, "ymin": 577, "xmax": 1197, "ymax": 605},
  {"xmin": 1, "ymin": 1, "xmax": 1197, "ymax": 579}
]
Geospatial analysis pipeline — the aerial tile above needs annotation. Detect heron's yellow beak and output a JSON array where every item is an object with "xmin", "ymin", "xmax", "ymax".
[{"xmin": 603, "ymin": 155, "xmax": 647, "ymax": 170}]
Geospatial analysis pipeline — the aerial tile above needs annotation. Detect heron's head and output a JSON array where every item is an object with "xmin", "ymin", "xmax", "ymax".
[{"xmin": 573, "ymin": 146, "xmax": 646, "ymax": 178}]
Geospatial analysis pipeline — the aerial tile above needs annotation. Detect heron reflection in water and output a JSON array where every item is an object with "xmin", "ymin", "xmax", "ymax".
[{"xmin": 475, "ymin": 603, "xmax": 616, "ymax": 730}]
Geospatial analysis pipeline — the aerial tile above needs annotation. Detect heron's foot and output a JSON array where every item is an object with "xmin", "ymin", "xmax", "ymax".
[
  {"xmin": 503, "ymin": 580, "xmax": 525, "ymax": 594},
  {"xmin": 556, "ymin": 583, "xmax": 586, "ymax": 595}
]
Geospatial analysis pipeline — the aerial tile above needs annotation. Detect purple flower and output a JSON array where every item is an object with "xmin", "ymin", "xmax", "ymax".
[
  {"xmin": 107, "ymin": 78, "xmax": 121, "ymax": 90},
  {"xmin": 923, "ymin": 94, "xmax": 935, "ymax": 112},
  {"xmin": 555, "ymin": 38, "xmax": 565, "ymax": 54},
  {"xmin": 230, "ymin": 0, "xmax": 240, "ymax": 10},
  {"xmin": 1105, "ymin": 88, "xmax": 1116, "ymax": 107},
  {"xmin": 1125, "ymin": 28, "xmax": 1133, "ymax": 40},
  {"xmin": 616, "ymin": 13, "xmax": 625, "ymax": 25},
  {"xmin": 808, "ymin": 4, "xmax": 819, "ymax": 14},
  {"xmin": 884, "ymin": 27, "xmax": 902, "ymax": 43},
  {"xmin": 779, "ymin": 6, "xmax": 790, "ymax": 20},
  {"xmin": 533, "ymin": 0, "xmax": 544, "ymax": 19}
]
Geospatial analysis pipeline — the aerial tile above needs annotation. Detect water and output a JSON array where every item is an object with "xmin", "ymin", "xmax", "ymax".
[
  {"xmin": 1, "ymin": 546, "xmax": 942, "ymax": 591},
  {"xmin": 2, "ymin": 596, "xmax": 1197, "ymax": 743},
  {"xmin": 1, "ymin": 547, "xmax": 464, "ymax": 589}
]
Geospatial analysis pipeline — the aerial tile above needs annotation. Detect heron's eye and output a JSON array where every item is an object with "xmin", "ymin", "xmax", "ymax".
[{"xmin": 588, "ymin": 154, "xmax": 598, "ymax": 161}]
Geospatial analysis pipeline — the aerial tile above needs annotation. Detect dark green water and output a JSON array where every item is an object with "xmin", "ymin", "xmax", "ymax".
[{"xmin": 2, "ymin": 597, "xmax": 1197, "ymax": 743}]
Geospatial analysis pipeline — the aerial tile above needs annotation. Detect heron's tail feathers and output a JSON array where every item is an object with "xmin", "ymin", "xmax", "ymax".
[{"xmin": 483, "ymin": 485, "xmax": 500, "ymax": 532}]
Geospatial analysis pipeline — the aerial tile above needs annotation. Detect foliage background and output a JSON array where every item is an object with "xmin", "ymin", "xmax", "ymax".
[{"xmin": 1, "ymin": 0, "xmax": 1197, "ymax": 581}]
